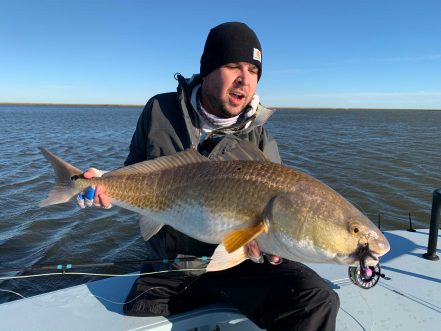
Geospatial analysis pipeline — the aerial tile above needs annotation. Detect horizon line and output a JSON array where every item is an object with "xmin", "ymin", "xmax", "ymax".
[{"xmin": 0, "ymin": 102, "xmax": 440, "ymax": 112}]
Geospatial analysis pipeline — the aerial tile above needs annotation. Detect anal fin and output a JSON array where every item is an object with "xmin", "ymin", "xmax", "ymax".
[{"xmin": 206, "ymin": 244, "xmax": 247, "ymax": 272}]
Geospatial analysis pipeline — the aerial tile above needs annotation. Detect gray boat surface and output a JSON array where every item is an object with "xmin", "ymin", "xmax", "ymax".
[{"xmin": 0, "ymin": 229, "xmax": 439, "ymax": 331}]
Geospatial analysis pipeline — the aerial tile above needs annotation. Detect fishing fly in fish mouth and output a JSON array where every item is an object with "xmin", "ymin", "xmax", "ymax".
[
  {"xmin": 350, "ymin": 242, "xmax": 379, "ymax": 268},
  {"xmin": 38, "ymin": 144, "xmax": 390, "ymax": 274},
  {"xmin": 338, "ymin": 224, "xmax": 389, "ymax": 267}
]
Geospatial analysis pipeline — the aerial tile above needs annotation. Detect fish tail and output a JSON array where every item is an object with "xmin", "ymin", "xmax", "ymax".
[{"xmin": 39, "ymin": 147, "xmax": 83, "ymax": 207}]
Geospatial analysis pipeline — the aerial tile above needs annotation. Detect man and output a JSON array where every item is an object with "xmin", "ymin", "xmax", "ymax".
[{"xmin": 82, "ymin": 22, "xmax": 339, "ymax": 330}]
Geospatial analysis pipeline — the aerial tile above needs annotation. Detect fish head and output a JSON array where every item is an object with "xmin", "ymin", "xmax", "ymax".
[
  {"xmin": 265, "ymin": 182, "xmax": 390, "ymax": 266},
  {"xmin": 332, "ymin": 213, "xmax": 390, "ymax": 266}
]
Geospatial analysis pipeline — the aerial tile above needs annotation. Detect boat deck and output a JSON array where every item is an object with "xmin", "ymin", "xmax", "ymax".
[{"xmin": 0, "ymin": 229, "xmax": 439, "ymax": 330}]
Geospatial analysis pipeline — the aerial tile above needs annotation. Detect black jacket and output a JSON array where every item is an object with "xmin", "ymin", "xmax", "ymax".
[{"xmin": 124, "ymin": 74, "xmax": 281, "ymax": 271}]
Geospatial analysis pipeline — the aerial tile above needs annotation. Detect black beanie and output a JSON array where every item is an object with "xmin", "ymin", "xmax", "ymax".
[{"xmin": 200, "ymin": 22, "xmax": 262, "ymax": 80}]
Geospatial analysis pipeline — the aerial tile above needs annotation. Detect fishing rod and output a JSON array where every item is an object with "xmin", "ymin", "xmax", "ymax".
[{"xmin": 0, "ymin": 256, "xmax": 211, "ymax": 274}]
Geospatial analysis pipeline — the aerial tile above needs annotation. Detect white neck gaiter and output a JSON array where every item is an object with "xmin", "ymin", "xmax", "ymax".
[{"xmin": 191, "ymin": 84, "xmax": 259, "ymax": 142}]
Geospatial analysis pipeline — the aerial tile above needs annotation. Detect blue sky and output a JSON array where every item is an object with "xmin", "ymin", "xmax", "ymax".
[{"xmin": 1, "ymin": 0, "xmax": 440, "ymax": 109}]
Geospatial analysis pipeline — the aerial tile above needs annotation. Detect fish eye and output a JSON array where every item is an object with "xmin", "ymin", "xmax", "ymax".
[{"xmin": 349, "ymin": 223, "xmax": 361, "ymax": 235}]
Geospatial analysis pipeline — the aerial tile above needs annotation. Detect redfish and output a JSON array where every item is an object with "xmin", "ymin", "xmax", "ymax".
[{"xmin": 39, "ymin": 146, "xmax": 390, "ymax": 271}]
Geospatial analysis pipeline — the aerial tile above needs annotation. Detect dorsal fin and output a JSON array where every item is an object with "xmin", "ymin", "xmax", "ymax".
[{"xmin": 104, "ymin": 149, "xmax": 208, "ymax": 177}]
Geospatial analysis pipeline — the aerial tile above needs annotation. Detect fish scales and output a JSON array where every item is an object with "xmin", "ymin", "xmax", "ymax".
[
  {"xmin": 71, "ymin": 160, "xmax": 311, "ymax": 244},
  {"xmin": 99, "ymin": 161, "xmax": 298, "ymax": 212}
]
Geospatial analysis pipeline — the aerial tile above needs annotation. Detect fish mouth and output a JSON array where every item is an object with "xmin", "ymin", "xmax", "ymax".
[{"xmin": 349, "ymin": 244, "xmax": 381, "ymax": 267}]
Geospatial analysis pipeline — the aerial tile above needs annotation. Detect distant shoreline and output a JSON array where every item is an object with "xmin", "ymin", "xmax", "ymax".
[
  {"xmin": 0, "ymin": 102, "xmax": 440, "ymax": 111},
  {"xmin": 0, "ymin": 102, "xmax": 143, "ymax": 107},
  {"xmin": 273, "ymin": 106, "xmax": 441, "ymax": 111}
]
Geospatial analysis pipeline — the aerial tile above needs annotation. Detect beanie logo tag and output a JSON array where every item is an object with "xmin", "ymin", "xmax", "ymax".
[{"xmin": 253, "ymin": 48, "xmax": 262, "ymax": 63}]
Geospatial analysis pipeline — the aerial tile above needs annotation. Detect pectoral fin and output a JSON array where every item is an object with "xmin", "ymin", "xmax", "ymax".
[
  {"xmin": 223, "ymin": 221, "xmax": 269, "ymax": 253},
  {"xmin": 206, "ymin": 244, "xmax": 248, "ymax": 272},
  {"xmin": 139, "ymin": 216, "xmax": 163, "ymax": 241}
]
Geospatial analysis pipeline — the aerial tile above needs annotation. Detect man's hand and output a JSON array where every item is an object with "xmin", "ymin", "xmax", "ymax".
[
  {"xmin": 77, "ymin": 168, "xmax": 112, "ymax": 209},
  {"xmin": 246, "ymin": 240, "xmax": 282, "ymax": 265}
]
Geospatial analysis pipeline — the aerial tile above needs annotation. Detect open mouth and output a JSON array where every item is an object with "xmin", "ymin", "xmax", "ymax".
[{"xmin": 229, "ymin": 91, "xmax": 245, "ymax": 104}]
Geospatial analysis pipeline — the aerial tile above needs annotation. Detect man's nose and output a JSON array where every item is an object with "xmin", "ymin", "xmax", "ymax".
[{"xmin": 235, "ymin": 69, "xmax": 251, "ymax": 86}]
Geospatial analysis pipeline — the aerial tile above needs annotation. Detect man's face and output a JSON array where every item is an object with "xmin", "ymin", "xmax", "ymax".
[{"xmin": 200, "ymin": 62, "xmax": 259, "ymax": 118}]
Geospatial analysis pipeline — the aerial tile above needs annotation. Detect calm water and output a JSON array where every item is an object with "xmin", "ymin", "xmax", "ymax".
[{"xmin": 0, "ymin": 104, "xmax": 440, "ymax": 302}]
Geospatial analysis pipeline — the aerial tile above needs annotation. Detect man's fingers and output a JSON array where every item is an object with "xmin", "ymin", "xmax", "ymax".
[
  {"xmin": 83, "ymin": 168, "xmax": 96, "ymax": 179},
  {"xmin": 246, "ymin": 240, "xmax": 261, "ymax": 258},
  {"xmin": 98, "ymin": 193, "xmax": 112, "ymax": 209},
  {"xmin": 246, "ymin": 240, "xmax": 264, "ymax": 264},
  {"xmin": 266, "ymin": 254, "xmax": 283, "ymax": 265},
  {"xmin": 83, "ymin": 168, "xmax": 105, "ymax": 179},
  {"xmin": 77, "ymin": 183, "xmax": 112, "ymax": 209},
  {"xmin": 270, "ymin": 255, "xmax": 282, "ymax": 265},
  {"xmin": 77, "ymin": 165, "xmax": 110, "ymax": 209},
  {"xmin": 94, "ymin": 185, "xmax": 112, "ymax": 209},
  {"xmin": 246, "ymin": 240, "xmax": 283, "ymax": 265},
  {"xmin": 271, "ymin": 256, "xmax": 281, "ymax": 264},
  {"xmin": 93, "ymin": 185, "xmax": 103, "ymax": 205}
]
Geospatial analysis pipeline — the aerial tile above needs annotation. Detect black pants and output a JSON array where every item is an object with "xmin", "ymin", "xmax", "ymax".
[{"xmin": 124, "ymin": 260, "xmax": 340, "ymax": 331}]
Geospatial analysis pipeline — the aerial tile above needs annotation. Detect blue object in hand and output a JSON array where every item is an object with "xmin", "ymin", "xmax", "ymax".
[{"xmin": 84, "ymin": 186, "xmax": 95, "ymax": 207}]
